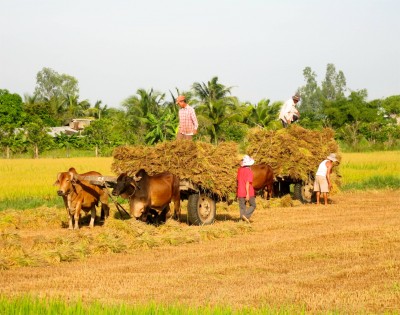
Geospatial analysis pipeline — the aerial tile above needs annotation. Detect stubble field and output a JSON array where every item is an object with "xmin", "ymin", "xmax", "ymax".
[{"xmin": 0, "ymin": 152, "xmax": 399, "ymax": 314}]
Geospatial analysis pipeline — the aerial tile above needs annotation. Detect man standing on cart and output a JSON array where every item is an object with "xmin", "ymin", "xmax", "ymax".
[
  {"xmin": 176, "ymin": 95, "xmax": 198, "ymax": 140},
  {"xmin": 279, "ymin": 92, "xmax": 301, "ymax": 128}
]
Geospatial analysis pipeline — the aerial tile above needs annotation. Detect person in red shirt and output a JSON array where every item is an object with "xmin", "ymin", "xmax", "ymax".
[
  {"xmin": 176, "ymin": 95, "xmax": 198, "ymax": 140},
  {"xmin": 237, "ymin": 155, "xmax": 256, "ymax": 223}
]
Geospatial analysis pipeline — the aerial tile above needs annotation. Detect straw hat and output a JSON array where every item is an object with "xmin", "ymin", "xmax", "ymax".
[{"xmin": 326, "ymin": 153, "xmax": 338, "ymax": 162}]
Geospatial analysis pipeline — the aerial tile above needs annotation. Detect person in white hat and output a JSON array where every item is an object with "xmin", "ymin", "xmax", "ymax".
[
  {"xmin": 313, "ymin": 153, "xmax": 339, "ymax": 205},
  {"xmin": 278, "ymin": 92, "xmax": 301, "ymax": 128},
  {"xmin": 237, "ymin": 155, "xmax": 256, "ymax": 223}
]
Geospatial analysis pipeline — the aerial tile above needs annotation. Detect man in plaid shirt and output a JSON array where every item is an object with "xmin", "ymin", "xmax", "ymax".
[{"xmin": 176, "ymin": 95, "xmax": 198, "ymax": 140}]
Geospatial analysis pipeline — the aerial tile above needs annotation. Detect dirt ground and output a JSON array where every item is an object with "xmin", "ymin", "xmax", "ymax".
[{"xmin": 1, "ymin": 190, "xmax": 399, "ymax": 313}]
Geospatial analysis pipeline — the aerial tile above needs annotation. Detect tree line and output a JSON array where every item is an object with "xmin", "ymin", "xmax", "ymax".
[{"xmin": 1, "ymin": 65, "xmax": 399, "ymax": 158}]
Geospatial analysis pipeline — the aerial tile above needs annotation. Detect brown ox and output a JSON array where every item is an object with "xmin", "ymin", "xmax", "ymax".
[
  {"xmin": 112, "ymin": 169, "xmax": 180, "ymax": 224},
  {"xmin": 54, "ymin": 167, "xmax": 110, "ymax": 230},
  {"xmin": 251, "ymin": 164, "xmax": 274, "ymax": 199}
]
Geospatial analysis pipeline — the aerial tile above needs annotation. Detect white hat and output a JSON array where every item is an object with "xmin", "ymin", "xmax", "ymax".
[
  {"xmin": 242, "ymin": 155, "xmax": 255, "ymax": 166},
  {"xmin": 327, "ymin": 153, "xmax": 338, "ymax": 162}
]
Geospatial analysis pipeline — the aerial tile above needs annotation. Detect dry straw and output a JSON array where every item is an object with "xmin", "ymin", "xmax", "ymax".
[
  {"xmin": 245, "ymin": 125, "xmax": 341, "ymax": 186},
  {"xmin": 112, "ymin": 140, "xmax": 241, "ymax": 200},
  {"xmin": 112, "ymin": 125, "xmax": 342, "ymax": 199}
]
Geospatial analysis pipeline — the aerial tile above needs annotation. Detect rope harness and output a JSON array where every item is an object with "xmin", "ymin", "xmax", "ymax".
[{"xmin": 103, "ymin": 181, "xmax": 131, "ymax": 220}]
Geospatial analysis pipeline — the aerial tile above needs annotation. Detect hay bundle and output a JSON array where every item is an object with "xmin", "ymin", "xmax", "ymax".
[
  {"xmin": 245, "ymin": 125, "xmax": 340, "ymax": 183},
  {"xmin": 112, "ymin": 125, "xmax": 341, "ymax": 200},
  {"xmin": 112, "ymin": 140, "xmax": 241, "ymax": 200}
]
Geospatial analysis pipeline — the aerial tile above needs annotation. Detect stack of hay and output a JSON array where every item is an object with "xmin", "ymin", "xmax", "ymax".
[
  {"xmin": 245, "ymin": 125, "xmax": 341, "ymax": 185},
  {"xmin": 112, "ymin": 125, "xmax": 342, "ymax": 200},
  {"xmin": 112, "ymin": 140, "xmax": 241, "ymax": 200}
]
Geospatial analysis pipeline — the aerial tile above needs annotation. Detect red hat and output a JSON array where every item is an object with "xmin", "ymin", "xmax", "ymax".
[{"xmin": 176, "ymin": 95, "xmax": 186, "ymax": 103}]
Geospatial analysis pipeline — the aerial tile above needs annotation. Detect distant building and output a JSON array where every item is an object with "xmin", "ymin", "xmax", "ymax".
[
  {"xmin": 48, "ymin": 126, "xmax": 78, "ymax": 137},
  {"xmin": 48, "ymin": 118, "xmax": 94, "ymax": 137},
  {"xmin": 69, "ymin": 118, "xmax": 94, "ymax": 130}
]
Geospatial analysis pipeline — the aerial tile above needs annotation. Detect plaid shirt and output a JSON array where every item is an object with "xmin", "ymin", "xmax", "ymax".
[{"xmin": 178, "ymin": 105, "xmax": 198, "ymax": 135}]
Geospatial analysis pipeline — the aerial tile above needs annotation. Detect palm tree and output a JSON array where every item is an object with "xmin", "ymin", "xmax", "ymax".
[
  {"xmin": 192, "ymin": 77, "xmax": 239, "ymax": 144},
  {"xmin": 93, "ymin": 100, "xmax": 108, "ymax": 119},
  {"xmin": 247, "ymin": 99, "xmax": 281, "ymax": 128},
  {"xmin": 122, "ymin": 89, "xmax": 166, "ymax": 144},
  {"xmin": 122, "ymin": 88, "xmax": 165, "ymax": 118},
  {"xmin": 62, "ymin": 94, "xmax": 91, "ymax": 121},
  {"xmin": 86, "ymin": 100, "xmax": 108, "ymax": 119},
  {"xmin": 192, "ymin": 76, "xmax": 233, "ymax": 103}
]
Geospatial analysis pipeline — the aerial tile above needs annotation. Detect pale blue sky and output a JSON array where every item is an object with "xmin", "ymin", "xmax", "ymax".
[{"xmin": 1, "ymin": 0, "xmax": 399, "ymax": 108}]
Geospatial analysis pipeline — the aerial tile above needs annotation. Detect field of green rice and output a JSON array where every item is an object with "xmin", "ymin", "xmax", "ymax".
[
  {"xmin": 0, "ymin": 157, "xmax": 114, "ymax": 210},
  {"xmin": 339, "ymin": 151, "xmax": 400, "ymax": 190},
  {"xmin": 0, "ymin": 152, "xmax": 399, "ymax": 208}
]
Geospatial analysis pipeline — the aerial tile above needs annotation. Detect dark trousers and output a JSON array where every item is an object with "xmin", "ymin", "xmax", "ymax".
[{"xmin": 238, "ymin": 197, "xmax": 256, "ymax": 219}]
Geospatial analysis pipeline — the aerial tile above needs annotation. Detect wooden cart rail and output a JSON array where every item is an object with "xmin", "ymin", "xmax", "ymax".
[{"xmin": 74, "ymin": 174, "xmax": 118, "ymax": 187}]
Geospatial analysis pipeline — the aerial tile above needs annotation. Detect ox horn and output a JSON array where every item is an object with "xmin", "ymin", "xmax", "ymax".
[{"xmin": 69, "ymin": 172, "xmax": 77, "ymax": 182}]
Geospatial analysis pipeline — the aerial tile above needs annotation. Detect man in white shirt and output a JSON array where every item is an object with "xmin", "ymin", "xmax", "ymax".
[
  {"xmin": 313, "ymin": 153, "xmax": 339, "ymax": 205},
  {"xmin": 279, "ymin": 92, "xmax": 300, "ymax": 128}
]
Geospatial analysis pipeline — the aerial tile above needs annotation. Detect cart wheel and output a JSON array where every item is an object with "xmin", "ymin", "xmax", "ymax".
[
  {"xmin": 294, "ymin": 181, "xmax": 313, "ymax": 203},
  {"xmin": 187, "ymin": 193, "xmax": 216, "ymax": 225}
]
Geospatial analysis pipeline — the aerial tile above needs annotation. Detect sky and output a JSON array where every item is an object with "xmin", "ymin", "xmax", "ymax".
[{"xmin": 1, "ymin": 0, "xmax": 399, "ymax": 108}]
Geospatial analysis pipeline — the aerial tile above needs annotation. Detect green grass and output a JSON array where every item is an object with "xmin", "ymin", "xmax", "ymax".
[
  {"xmin": 0, "ymin": 197, "xmax": 61, "ymax": 211},
  {"xmin": 0, "ymin": 295, "xmax": 306, "ymax": 315},
  {"xmin": 341, "ymin": 175, "xmax": 400, "ymax": 191}
]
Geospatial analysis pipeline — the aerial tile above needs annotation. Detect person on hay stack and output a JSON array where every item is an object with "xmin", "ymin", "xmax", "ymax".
[
  {"xmin": 313, "ymin": 153, "xmax": 339, "ymax": 205},
  {"xmin": 279, "ymin": 92, "xmax": 301, "ymax": 128},
  {"xmin": 176, "ymin": 95, "xmax": 198, "ymax": 140},
  {"xmin": 237, "ymin": 155, "xmax": 256, "ymax": 223}
]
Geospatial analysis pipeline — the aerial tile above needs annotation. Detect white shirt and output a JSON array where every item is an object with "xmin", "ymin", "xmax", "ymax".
[
  {"xmin": 279, "ymin": 98, "xmax": 299, "ymax": 123},
  {"xmin": 316, "ymin": 160, "xmax": 329, "ymax": 176}
]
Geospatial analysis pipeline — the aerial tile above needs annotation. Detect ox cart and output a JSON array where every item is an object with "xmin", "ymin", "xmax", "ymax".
[
  {"xmin": 273, "ymin": 173, "xmax": 315, "ymax": 204},
  {"xmin": 80, "ymin": 175, "xmax": 218, "ymax": 226},
  {"xmin": 106, "ymin": 125, "xmax": 340, "ymax": 225},
  {"xmin": 245, "ymin": 125, "xmax": 340, "ymax": 204}
]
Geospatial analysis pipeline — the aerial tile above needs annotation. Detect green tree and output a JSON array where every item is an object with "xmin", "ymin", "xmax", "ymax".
[
  {"xmin": 87, "ymin": 100, "xmax": 109, "ymax": 119},
  {"xmin": 142, "ymin": 109, "xmax": 178, "ymax": 145},
  {"xmin": 63, "ymin": 94, "xmax": 91, "ymax": 119},
  {"xmin": 23, "ymin": 120, "xmax": 52, "ymax": 158},
  {"xmin": 324, "ymin": 90, "xmax": 379, "ymax": 129},
  {"xmin": 34, "ymin": 67, "xmax": 79, "ymax": 102},
  {"xmin": 34, "ymin": 67, "xmax": 81, "ymax": 124},
  {"xmin": 381, "ymin": 95, "xmax": 400, "ymax": 117},
  {"xmin": 321, "ymin": 63, "xmax": 347, "ymax": 101},
  {"xmin": 246, "ymin": 99, "xmax": 281, "ymax": 129},
  {"xmin": 106, "ymin": 108, "xmax": 139, "ymax": 145},
  {"xmin": 0, "ymin": 89, "xmax": 24, "ymax": 126},
  {"xmin": 83, "ymin": 118, "xmax": 125, "ymax": 156},
  {"xmin": 122, "ymin": 89, "xmax": 166, "ymax": 143},
  {"xmin": 0, "ymin": 89, "xmax": 25, "ymax": 157},
  {"xmin": 192, "ymin": 76, "xmax": 233, "ymax": 103},
  {"xmin": 24, "ymin": 93, "xmax": 58, "ymax": 126},
  {"xmin": 54, "ymin": 132, "xmax": 81, "ymax": 157},
  {"xmin": 192, "ymin": 77, "xmax": 239, "ymax": 144},
  {"xmin": 298, "ymin": 67, "xmax": 324, "ymax": 127}
]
